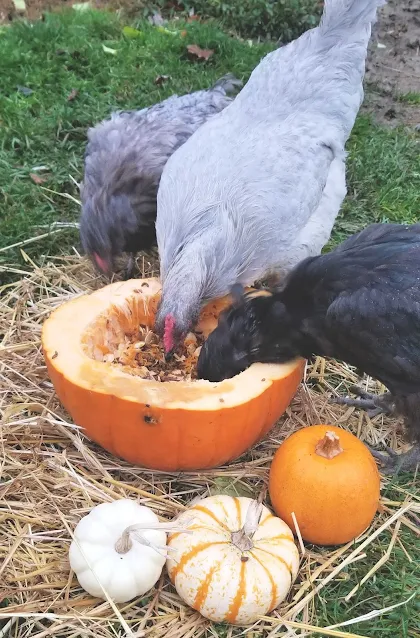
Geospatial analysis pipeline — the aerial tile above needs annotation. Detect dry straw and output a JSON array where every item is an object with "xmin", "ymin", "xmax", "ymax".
[{"xmin": 0, "ymin": 253, "xmax": 418, "ymax": 638}]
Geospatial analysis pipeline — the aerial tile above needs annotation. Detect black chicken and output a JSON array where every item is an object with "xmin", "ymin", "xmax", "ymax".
[{"xmin": 197, "ymin": 223, "xmax": 420, "ymax": 474}]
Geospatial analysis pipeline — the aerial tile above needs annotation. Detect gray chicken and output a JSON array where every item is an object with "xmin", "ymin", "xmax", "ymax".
[
  {"xmin": 196, "ymin": 223, "xmax": 420, "ymax": 474},
  {"xmin": 155, "ymin": 0, "xmax": 384, "ymax": 356},
  {"xmin": 79, "ymin": 74, "xmax": 242, "ymax": 277}
]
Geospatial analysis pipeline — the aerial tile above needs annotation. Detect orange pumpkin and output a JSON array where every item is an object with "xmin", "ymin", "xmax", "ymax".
[
  {"xmin": 42, "ymin": 279, "xmax": 304, "ymax": 471},
  {"xmin": 268, "ymin": 425, "xmax": 380, "ymax": 545}
]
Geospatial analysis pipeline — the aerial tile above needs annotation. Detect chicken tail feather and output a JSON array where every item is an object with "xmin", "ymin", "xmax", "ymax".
[{"xmin": 320, "ymin": 0, "xmax": 385, "ymax": 38}]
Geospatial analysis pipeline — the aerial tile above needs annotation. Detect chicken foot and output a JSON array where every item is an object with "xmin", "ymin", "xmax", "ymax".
[
  {"xmin": 332, "ymin": 385, "xmax": 396, "ymax": 418},
  {"xmin": 368, "ymin": 444, "xmax": 420, "ymax": 475},
  {"xmin": 334, "ymin": 386, "xmax": 420, "ymax": 474}
]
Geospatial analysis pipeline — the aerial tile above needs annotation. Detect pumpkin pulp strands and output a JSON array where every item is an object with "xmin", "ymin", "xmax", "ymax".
[{"xmin": 101, "ymin": 324, "xmax": 203, "ymax": 383}]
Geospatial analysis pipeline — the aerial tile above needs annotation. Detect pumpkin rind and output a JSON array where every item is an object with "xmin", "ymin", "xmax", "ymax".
[
  {"xmin": 42, "ymin": 279, "xmax": 304, "ymax": 471},
  {"xmin": 269, "ymin": 425, "xmax": 381, "ymax": 546},
  {"xmin": 167, "ymin": 495, "xmax": 300, "ymax": 625}
]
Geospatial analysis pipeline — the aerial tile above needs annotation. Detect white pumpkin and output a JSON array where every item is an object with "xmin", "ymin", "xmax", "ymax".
[
  {"xmin": 69, "ymin": 499, "xmax": 169, "ymax": 603},
  {"xmin": 167, "ymin": 495, "xmax": 300, "ymax": 625}
]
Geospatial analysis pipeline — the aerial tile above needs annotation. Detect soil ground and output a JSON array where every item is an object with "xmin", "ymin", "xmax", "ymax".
[
  {"xmin": 0, "ymin": 0, "xmax": 142, "ymax": 21},
  {"xmin": 365, "ymin": 0, "xmax": 420, "ymax": 127}
]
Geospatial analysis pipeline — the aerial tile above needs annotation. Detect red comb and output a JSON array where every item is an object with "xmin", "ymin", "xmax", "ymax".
[
  {"xmin": 163, "ymin": 315, "xmax": 176, "ymax": 353},
  {"xmin": 93, "ymin": 253, "xmax": 108, "ymax": 273}
]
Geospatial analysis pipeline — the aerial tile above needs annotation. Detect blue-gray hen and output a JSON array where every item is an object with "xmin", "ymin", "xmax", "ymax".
[
  {"xmin": 155, "ymin": 0, "xmax": 384, "ymax": 354},
  {"xmin": 79, "ymin": 74, "xmax": 242, "ymax": 277}
]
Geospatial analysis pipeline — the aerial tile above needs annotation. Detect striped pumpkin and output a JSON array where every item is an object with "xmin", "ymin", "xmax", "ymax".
[{"xmin": 167, "ymin": 495, "xmax": 300, "ymax": 625}]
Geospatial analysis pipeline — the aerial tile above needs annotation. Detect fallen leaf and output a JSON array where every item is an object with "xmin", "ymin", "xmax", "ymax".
[
  {"xmin": 72, "ymin": 2, "xmax": 91, "ymax": 11},
  {"xmin": 12, "ymin": 0, "xmax": 26, "ymax": 12},
  {"xmin": 123, "ymin": 26, "xmax": 143, "ymax": 38},
  {"xmin": 30, "ymin": 173, "xmax": 47, "ymax": 185},
  {"xmin": 187, "ymin": 44, "xmax": 214, "ymax": 61},
  {"xmin": 154, "ymin": 75, "xmax": 171, "ymax": 86},
  {"xmin": 102, "ymin": 44, "xmax": 117, "ymax": 55},
  {"xmin": 209, "ymin": 477, "xmax": 255, "ymax": 499},
  {"xmin": 67, "ymin": 88, "xmax": 79, "ymax": 101},
  {"xmin": 17, "ymin": 85, "xmax": 33, "ymax": 96}
]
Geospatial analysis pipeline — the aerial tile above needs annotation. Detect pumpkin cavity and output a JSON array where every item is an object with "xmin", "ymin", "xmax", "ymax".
[{"xmin": 81, "ymin": 294, "xmax": 204, "ymax": 382}]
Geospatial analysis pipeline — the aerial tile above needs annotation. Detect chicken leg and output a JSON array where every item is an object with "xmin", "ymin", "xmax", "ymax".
[
  {"xmin": 334, "ymin": 386, "xmax": 420, "ymax": 474},
  {"xmin": 333, "ymin": 385, "xmax": 396, "ymax": 418},
  {"xmin": 368, "ymin": 444, "xmax": 420, "ymax": 475}
]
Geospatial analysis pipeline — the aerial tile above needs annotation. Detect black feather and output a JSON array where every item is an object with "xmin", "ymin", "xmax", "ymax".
[{"xmin": 197, "ymin": 223, "xmax": 420, "ymax": 442}]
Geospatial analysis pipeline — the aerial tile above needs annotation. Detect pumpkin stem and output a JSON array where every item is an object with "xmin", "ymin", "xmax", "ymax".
[
  {"xmin": 115, "ymin": 518, "xmax": 195, "ymax": 556},
  {"xmin": 315, "ymin": 431, "xmax": 344, "ymax": 459},
  {"xmin": 115, "ymin": 529, "xmax": 133, "ymax": 554},
  {"xmin": 231, "ymin": 499, "xmax": 264, "ymax": 553}
]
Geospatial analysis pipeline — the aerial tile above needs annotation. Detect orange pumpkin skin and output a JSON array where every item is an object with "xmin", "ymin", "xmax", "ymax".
[
  {"xmin": 42, "ymin": 279, "xmax": 304, "ymax": 471},
  {"xmin": 268, "ymin": 425, "xmax": 380, "ymax": 546}
]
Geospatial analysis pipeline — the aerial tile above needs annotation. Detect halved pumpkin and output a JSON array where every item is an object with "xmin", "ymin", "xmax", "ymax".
[{"xmin": 42, "ymin": 279, "xmax": 304, "ymax": 471}]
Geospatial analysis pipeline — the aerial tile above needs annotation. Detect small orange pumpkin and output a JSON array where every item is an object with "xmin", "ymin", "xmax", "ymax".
[
  {"xmin": 268, "ymin": 425, "xmax": 380, "ymax": 545},
  {"xmin": 42, "ymin": 279, "xmax": 304, "ymax": 471}
]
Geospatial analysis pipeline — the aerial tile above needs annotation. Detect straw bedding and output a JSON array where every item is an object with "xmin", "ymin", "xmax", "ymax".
[{"xmin": 0, "ymin": 254, "xmax": 418, "ymax": 638}]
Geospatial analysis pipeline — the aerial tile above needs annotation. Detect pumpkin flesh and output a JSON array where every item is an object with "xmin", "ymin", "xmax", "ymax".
[{"xmin": 42, "ymin": 279, "xmax": 304, "ymax": 471}]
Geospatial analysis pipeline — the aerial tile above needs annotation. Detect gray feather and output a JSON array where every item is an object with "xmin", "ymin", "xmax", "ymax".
[
  {"xmin": 79, "ymin": 74, "xmax": 242, "ymax": 272},
  {"xmin": 155, "ymin": 0, "xmax": 385, "ymax": 339}
]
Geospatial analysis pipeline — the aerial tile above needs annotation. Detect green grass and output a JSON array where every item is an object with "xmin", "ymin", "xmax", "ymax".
[
  {"xmin": 0, "ymin": 10, "xmax": 419, "ymax": 636},
  {"xmin": 150, "ymin": 0, "xmax": 321, "ymax": 41},
  {"xmin": 309, "ymin": 478, "xmax": 419, "ymax": 637},
  {"xmin": 1, "ymin": 9, "xmax": 419, "ymax": 268},
  {"xmin": 397, "ymin": 92, "xmax": 420, "ymax": 105},
  {"xmin": 0, "ymin": 9, "xmax": 272, "ymax": 267},
  {"xmin": 331, "ymin": 117, "xmax": 420, "ymax": 247}
]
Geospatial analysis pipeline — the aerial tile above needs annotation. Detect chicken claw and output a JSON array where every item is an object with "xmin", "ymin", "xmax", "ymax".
[
  {"xmin": 332, "ymin": 385, "xmax": 395, "ymax": 419},
  {"xmin": 367, "ymin": 444, "xmax": 420, "ymax": 475}
]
